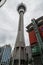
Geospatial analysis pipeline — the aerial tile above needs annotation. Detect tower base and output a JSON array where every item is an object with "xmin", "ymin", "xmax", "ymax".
[{"xmin": 14, "ymin": 60, "xmax": 26, "ymax": 65}]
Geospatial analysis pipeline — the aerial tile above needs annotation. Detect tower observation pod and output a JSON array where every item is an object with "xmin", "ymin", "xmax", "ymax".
[{"xmin": 12, "ymin": 3, "xmax": 27, "ymax": 65}]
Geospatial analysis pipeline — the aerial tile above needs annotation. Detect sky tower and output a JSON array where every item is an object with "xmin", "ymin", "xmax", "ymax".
[{"xmin": 12, "ymin": 3, "xmax": 27, "ymax": 65}]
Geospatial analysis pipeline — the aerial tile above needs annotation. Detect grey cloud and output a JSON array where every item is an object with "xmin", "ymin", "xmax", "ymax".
[
  {"xmin": 0, "ymin": 0, "xmax": 43, "ymax": 49},
  {"xmin": 0, "ymin": 34, "xmax": 6, "ymax": 43}
]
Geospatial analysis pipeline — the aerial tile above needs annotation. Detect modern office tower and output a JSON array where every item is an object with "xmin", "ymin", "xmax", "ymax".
[
  {"xmin": 12, "ymin": 3, "xmax": 26, "ymax": 65},
  {"xmin": 1, "ymin": 45, "xmax": 11, "ymax": 65},
  {"xmin": 26, "ymin": 16, "xmax": 43, "ymax": 65}
]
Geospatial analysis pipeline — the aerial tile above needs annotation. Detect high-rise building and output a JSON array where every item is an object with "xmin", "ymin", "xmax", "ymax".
[
  {"xmin": 1, "ymin": 44, "xmax": 11, "ymax": 65},
  {"xmin": 12, "ymin": 3, "xmax": 27, "ymax": 65},
  {"xmin": 26, "ymin": 16, "xmax": 43, "ymax": 65}
]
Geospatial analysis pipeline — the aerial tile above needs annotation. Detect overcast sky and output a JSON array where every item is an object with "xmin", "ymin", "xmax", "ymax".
[{"xmin": 0, "ymin": 0, "xmax": 43, "ymax": 49}]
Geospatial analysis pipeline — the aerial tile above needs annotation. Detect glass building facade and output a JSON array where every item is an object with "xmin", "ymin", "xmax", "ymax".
[{"xmin": 1, "ymin": 45, "xmax": 11, "ymax": 65}]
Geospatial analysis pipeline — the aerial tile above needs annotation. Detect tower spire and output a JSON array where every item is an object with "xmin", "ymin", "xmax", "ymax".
[
  {"xmin": 13, "ymin": 3, "xmax": 26, "ymax": 65},
  {"xmin": 15, "ymin": 3, "xmax": 26, "ymax": 47}
]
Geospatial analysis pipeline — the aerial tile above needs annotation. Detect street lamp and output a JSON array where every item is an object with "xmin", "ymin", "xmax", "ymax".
[{"xmin": 0, "ymin": 0, "xmax": 6, "ymax": 7}]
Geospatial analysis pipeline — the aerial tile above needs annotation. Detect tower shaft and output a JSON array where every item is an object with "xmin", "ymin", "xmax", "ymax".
[
  {"xmin": 13, "ymin": 3, "xmax": 26, "ymax": 65},
  {"xmin": 15, "ymin": 12, "xmax": 25, "ymax": 47}
]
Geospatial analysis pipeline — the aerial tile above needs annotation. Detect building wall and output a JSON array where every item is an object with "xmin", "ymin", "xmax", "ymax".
[
  {"xmin": 29, "ymin": 30, "xmax": 37, "ymax": 45},
  {"xmin": 28, "ymin": 25, "xmax": 43, "ymax": 45},
  {"xmin": 26, "ymin": 46, "xmax": 32, "ymax": 60},
  {"xmin": 1, "ymin": 45, "xmax": 11, "ymax": 65},
  {"xmin": 33, "ymin": 55, "xmax": 42, "ymax": 65},
  {"xmin": 26, "ymin": 16, "xmax": 43, "ymax": 65}
]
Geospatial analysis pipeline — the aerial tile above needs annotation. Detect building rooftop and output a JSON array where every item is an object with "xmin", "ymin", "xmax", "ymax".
[{"xmin": 26, "ymin": 16, "xmax": 43, "ymax": 32}]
